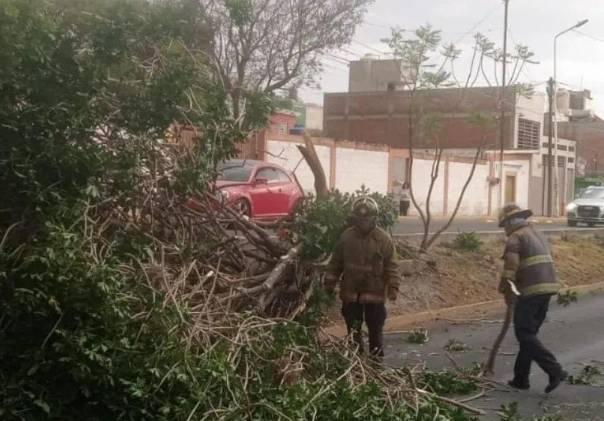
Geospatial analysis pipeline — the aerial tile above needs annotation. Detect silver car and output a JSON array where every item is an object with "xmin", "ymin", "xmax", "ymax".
[{"xmin": 566, "ymin": 186, "xmax": 604, "ymax": 227}]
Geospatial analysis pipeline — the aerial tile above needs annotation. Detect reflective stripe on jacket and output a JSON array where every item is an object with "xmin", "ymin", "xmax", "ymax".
[{"xmin": 502, "ymin": 222, "xmax": 560, "ymax": 296}]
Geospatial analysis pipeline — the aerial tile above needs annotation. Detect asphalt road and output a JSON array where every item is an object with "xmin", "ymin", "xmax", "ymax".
[
  {"xmin": 392, "ymin": 216, "xmax": 602, "ymax": 236},
  {"xmin": 383, "ymin": 292, "xmax": 604, "ymax": 420}
]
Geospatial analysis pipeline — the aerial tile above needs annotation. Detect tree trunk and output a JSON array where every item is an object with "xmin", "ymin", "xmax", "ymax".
[{"xmin": 297, "ymin": 134, "xmax": 328, "ymax": 198}]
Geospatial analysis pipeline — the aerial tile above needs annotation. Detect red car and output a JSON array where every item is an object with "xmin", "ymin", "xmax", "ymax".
[{"xmin": 212, "ymin": 160, "xmax": 304, "ymax": 220}]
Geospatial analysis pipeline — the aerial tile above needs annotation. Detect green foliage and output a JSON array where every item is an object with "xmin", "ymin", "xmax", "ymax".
[
  {"xmin": 557, "ymin": 290, "xmax": 578, "ymax": 307},
  {"xmin": 382, "ymin": 24, "xmax": 449, "ymax": 89},
  {"xmin": 444, "ymin": 339, "xmax": 470, "ymax": 353},
  {"xmin": 292, "ymin": 186, "xmax": 398, "ymax": 259},
  {"xmin": 418, "ymin": 370, "xmax": 478, "ymax": 396},
  {"xmin": 0, "ymin": 2, "xmax": 484, "ymax": 418},
  {"xmin": 452, "ymin": 232, "xmax": 483, "ymax": 252},
  {"xmin": 407, "ymin": 328, "xmax": 430, "ymax": 344},
  {"xmin": 498, "ymin": 402, "xmax": 521, "ymax": 421},
  {"xmin": 567, "ymin": 365, "xmax": 602, "ymax": 385}
]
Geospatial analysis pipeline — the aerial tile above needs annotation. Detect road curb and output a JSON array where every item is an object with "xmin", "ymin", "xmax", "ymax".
[
  {"xmin": 393, "ymin": 228, "xmax": 604, "ymax": 245},
  {"xmin": 323, "ymin": 281, "xmax": 604, "ymax": 337}
]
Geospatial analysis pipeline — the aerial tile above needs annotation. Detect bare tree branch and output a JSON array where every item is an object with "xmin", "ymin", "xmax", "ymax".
[{"xmin": 202, "ymin": 0, "xmax": 371, "ymax": 117}]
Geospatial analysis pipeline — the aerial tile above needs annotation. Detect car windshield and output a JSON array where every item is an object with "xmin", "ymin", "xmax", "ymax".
[
  {"xmin": 580, "ymin": 188, "xmax": 604, "ymax": 199},
  {"xmin": 217, "ymin": 163, "xmax": 253, "ymax": 182}
]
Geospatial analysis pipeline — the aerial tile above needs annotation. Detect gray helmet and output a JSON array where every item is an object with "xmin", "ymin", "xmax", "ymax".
[{"xmin": 351, "ymin": 196, "xmax": 379, "ymax": 217}]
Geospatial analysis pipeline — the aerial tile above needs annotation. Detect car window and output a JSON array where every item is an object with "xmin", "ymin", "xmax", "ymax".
[
  {"xmin": 276, "ymin": 169, "xmax": 291, "ymax": 182},
  {"xmin": 217, "ymin": 165, "xmax": 253, "ymax": 182},
  {"xmin": 581, "ymin": 188, "xmax": 604, "ymax": 199},
  {"xmin": 255, "ymin": 167, "xmax": 281, "ymax": 183}
]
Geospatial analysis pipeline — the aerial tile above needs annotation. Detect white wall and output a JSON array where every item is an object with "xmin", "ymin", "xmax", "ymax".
[
  {"xmin": 410, "ymin": 159, "xmax": 445, "ymax": 215},
  {"xmin": 265, "ymin": 136, "xmax": 535, "ymax": 217},
  {"xmin": 266, "ymin": 139, "xmax": 331, "ymax": 194},
  {"xmin": 305, "ymin": 105, "xmax": 323, "ymax": 131},
  {"xmin": 334, "ymin": 147, "xmax": 389, "ymax": 194},
  {"xmin": 447, "ymin": 160, "xmax": 490, "ymax": 216}
]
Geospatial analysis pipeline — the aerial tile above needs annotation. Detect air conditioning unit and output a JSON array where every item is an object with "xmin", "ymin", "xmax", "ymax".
[{"xmin": 487, "ymin": 176, "xmax": 500, "ymax": 185}]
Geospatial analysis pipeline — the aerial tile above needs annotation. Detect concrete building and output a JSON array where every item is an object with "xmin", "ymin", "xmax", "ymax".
[
  {"xmin": 323, "ymin": 69, "xmax": 577, "ymax": 215},
  {"xmin": 348, "ymin": 55, "xmax": 414, "ymax": 92},
  {"xmin": 545, "ymin": 89, "xmax": 604, "ymax": 178}
]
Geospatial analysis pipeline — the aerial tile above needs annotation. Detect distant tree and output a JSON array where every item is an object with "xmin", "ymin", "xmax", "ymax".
[
  {"xmin": 382, "ymin": 25, "xmax": 536, "ymax": 251},
  {"xmin": 201, "ymin": 0, "xmax": 372, "ymax": 118}
]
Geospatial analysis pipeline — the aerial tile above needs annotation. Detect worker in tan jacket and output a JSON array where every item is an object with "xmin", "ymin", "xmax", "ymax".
[
  {"xmin": 498, "ymin": 204, "xmax": 566, "ymax": 393},
  {"xmin": 326, "ymin": 197, "xmax": 401, "ymax": 357}
]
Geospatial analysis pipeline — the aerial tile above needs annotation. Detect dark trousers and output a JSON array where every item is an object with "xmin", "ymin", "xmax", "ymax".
[
  {"xmin": 513, "ymin": 294, "xmax": 562, "ymax": 384},
  {"xmin": 342, "ymin": 302, "xmax": 386, "ymax": 356},
  {"xmin": 399, "ymin": 200, "xmax": 410, "ymax": 216}
]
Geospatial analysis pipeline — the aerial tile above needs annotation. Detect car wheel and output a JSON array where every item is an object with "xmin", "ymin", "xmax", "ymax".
[
  {"xmin": 233, "ymin": 198, "xmax": 251, "ymax": 218},
  {"xmin": 567, "ymin": 220, "xmax": 577, "ymax": 227}
]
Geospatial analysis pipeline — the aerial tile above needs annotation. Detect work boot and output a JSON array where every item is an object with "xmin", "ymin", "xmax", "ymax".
[
  {"xmin": 545, "ymin": 370, "xmax": 568, "ymax": 393},
  {"xmin": 507, "ymin": 379, "xmax": 530, "ymax": 390}
]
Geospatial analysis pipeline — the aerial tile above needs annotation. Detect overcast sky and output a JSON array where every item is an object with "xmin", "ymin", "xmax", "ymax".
[{"xmin": 300, "ymin": 0, "xmax": 604, "ymax": 115}]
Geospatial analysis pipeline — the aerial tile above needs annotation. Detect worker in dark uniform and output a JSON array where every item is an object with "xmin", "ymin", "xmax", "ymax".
[
  {"xmin": 326, "ymin": 197, "xmax": 401, "ymax": 358},
  {"xmin": 498, "ymin": 204, "xmax": 567, "ymax": 393}
]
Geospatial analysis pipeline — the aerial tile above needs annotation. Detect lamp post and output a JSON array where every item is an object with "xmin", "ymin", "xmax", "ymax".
[{"xmin": 553, "ymin": 19, "xmax": 588, "ymax": 215}]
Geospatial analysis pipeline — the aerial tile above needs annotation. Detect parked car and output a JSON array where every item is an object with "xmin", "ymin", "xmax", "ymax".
[
  {"xmin": 566, "ymin": 186, "xmax": 604, "ymax": 227},
  {"xmin": 201, "ymin": 159, "xmax": 304, "ymax": 220}
]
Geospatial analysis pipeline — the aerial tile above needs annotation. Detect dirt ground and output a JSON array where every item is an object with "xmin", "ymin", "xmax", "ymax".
[{"xmin": 325, "ymin": 234, "xmax": 604, "ymax": 323}]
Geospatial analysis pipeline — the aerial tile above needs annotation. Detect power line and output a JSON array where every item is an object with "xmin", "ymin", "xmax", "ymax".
[
  {"xmin": 573, "ymin": 29, "xmax": 604, "ymax": 43},
  {"xmin": 351, "ymin": 39, "xmax": 389, "ymax": 55},
  {"xmin": 453, "ymin": 3, "xmax": 501, "ymax": 45}
]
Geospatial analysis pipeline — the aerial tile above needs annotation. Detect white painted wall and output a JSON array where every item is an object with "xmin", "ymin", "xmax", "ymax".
[
  {"xmin": 409, "ymin": 159, "xmax": 445, "ymax": 216},
  {"xmin": 266, "ymin": 137, "xmax": 534, "ymax": 216},
  {"xmin": 266, "ymin": 139, "xmax": 331, "ymax": 194},
  {"xmin": 447, "ymin": 161, "xmax": 490, "ymax": 216},
  {"xmin": 305, "ymin": 105, "xmax": 323, "ymax": 131},
  {"xmin": 334, "ymin": 147, "xmax": 389, "ymax": 194}
]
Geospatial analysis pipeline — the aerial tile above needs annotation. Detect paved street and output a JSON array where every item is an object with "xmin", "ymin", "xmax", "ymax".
[
  {"xmin": 383, "ymin": 292, "xmax": 604, "ymax": 420},
  {"xmin": 392, "ymin": 216, "xmax": 602, "ymax": 236}
]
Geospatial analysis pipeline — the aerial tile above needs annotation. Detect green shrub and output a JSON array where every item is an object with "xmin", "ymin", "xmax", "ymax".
[
  {"xmin": 418, "ymin": 369, "xmax": 478, "ymax": 396},
  {"xmin": 292, "ymin": 186, "xmax": 398, "ymax": 259},
  {"xmin": 452, "ymin": 232, "xmax": 482, "ymax": 252},
  {"xmin": 407, "ymin": 328, "xmax": 430, "ymax": 344},
  {"xmin": 557, "ymin": 290, "xmax": 578, "ymax": 307}
]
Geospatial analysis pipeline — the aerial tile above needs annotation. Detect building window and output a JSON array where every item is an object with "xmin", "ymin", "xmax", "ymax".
[
  {"xmin": 278, "ymin": 123, "xmax": 287, "ymax": 135},
  {"xmin": 568, "ymin": 157, "xmax": 575, "ymax": 163},
  {"xmin": 557, "ymin": 156, "xmax": 565, "ymax": 167},
  {"xmin": 557, "ymin": 144, "xmax": 567, "ymax": 151},
  {"xmin": 518, "ymin": 118, "xmax": 540, "ymax": 149},
  {"xmin": 569, "ymin": 146, "xmax": 575, "ymax": 152}
]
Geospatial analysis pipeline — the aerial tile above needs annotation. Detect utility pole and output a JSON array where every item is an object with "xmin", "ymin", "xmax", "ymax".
[
  {"xmin": 498, "ymin": 0, "xmax": 509, "ymax": 210},
  {"xmin": 547, "ymin": 77, "xmax": 554, "ymax": 217}
]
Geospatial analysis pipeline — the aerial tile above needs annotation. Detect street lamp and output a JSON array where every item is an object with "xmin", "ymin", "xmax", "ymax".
[{"xmin": 552, "ymin": 19, "xmax": 588, "ymax": 215}]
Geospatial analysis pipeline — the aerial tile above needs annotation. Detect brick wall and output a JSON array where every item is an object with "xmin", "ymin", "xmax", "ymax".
[{"xmin": 324, "ymin": 87, "xmax": 518, "ymax": 149}]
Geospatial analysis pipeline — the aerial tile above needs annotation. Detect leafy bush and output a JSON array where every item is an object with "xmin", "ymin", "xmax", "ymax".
[
  {"xmin": 557, "ymin": 290, "xmax": 578, "ymax": 307},
  {"xmin": 452, "ymin": 232, "xmax": 482, "ymax": 252},
  {"xmin": 407, "ymin": 328, "xmax": 430, "ymax": 344},
  {"xmin": 418, "ymin": 370, "xmax": 478, "ymax": 396},
  {"xmin": 292, "ymin": 186, "xmax": 398, "ymax": 259},
  {"xmin": 567, "ymin": 365, "xmax": 602, "ymax": 385},
  {"xmin": 444, "ymin": 339, "xmax": 470, "ymax": 352}
]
